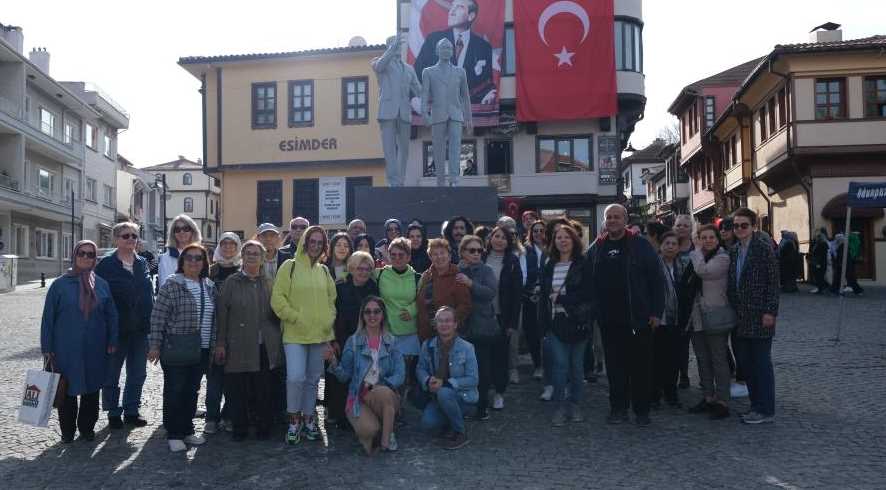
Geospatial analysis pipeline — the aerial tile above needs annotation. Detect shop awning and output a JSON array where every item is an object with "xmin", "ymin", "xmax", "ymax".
[{"xmin": 821, "ymin": 193, "xmax": 885, "ymax": 219}]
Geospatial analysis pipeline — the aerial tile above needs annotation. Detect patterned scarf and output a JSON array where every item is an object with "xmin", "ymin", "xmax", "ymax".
[{"xmin": 67, "ymin": 240, "xmax": 98, "ymax": 320}]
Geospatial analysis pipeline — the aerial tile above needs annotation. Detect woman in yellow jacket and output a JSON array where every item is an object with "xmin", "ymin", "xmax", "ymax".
[{"xmin": 272, "ymin": 225, "xmax": 337, "ymax": 445}]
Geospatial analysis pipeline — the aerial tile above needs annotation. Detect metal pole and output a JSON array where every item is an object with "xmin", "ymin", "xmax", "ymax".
[
  {"xmin": 70, "ymin": 188, "xmax": 75, "ymax": 251},
  {"xmin": 832, "ymin": 205, "xmax": 852, "ymax": 342},
  {"xmin": 161, "ymin": 174, "xmax": 168, "ymax": 246}
]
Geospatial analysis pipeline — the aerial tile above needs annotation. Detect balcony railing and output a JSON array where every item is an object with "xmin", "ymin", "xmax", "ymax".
[{"xmin": 0, "ymin": 172, "xmax": 20, "ymax": 191}]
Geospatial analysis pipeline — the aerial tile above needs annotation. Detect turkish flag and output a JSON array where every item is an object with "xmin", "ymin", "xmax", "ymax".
[{"xmin": 515, "ymin": 0, "xmax": 617, "ymax": 121}]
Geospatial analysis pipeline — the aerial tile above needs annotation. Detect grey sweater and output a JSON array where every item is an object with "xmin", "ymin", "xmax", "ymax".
[{"xmin": 458, "ymin": 261, "xmax": 499, "ymax": 339}]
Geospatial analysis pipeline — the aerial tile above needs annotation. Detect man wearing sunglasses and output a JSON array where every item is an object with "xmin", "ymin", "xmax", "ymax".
[
  {"xmin": 278, "ymin": 217, "xmax": 310, "ymax": 267},
  {"xmin": 727, "ymin": 208, "xmax": 779, "ymax": 425},
  {"xmin": 95, "ymin": 222, "xmax": 155, "ymax": 429}
]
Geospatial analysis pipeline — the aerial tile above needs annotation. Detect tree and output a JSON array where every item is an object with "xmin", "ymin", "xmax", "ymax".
[{"xmin": 657, "ymin": 117, "xmax": 681, "ymax": 145}]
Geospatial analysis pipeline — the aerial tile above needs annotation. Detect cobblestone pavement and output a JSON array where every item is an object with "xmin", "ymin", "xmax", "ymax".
[{"xmin": 1, "ymin": 282, "xmax": 884, "ymax": 489}]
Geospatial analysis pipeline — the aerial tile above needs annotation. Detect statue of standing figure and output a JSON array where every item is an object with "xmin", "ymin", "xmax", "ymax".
[
  {"xmin": 421, "ymin": 38, "xmax": 473, "ymax": 187},
  {"xmin": 372, "ymin": 34, "xmax": 421, "ymax": 187}
]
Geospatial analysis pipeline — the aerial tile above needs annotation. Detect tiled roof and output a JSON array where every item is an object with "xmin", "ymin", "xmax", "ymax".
[
  {"xmin": 142, "ymin": 158, "xmax": 201, "ymax": 171},
  {"xmin": 179, "ymin": 44, "xmax": 386, "ymax": 65},
  {"xmin": 772, "ymin": 34, "xmax": 886, "ymax": 54},
  {"xmin": 668, "ymin": 57, "xmax": 764, "ymax": 114},
  {"xmin": 623, "ymin": 139, "xmax": 676, "ymax": 163}
]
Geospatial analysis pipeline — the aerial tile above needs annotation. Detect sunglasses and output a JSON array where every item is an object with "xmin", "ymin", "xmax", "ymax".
[
  {"xmin": 307, "ymin": 239, "xmax": 324, "ymax": 246},
  {"xmin": 734, "ymin": 222, "xmax": 752, "ymax": 230},
  {"xmin": 291, "ymin": 225, "xmax": 308, "ymax": 231},
  {"xmin": 76, "ymin": 251, "xmax": 96, "ymax": 259},
  {"xmin": 466, "ymin": 247, "xmax": 484, "ymax": 254},
  {"xmin": 183, "ymin": 254, "xmax": 204, "ymax": 262},
  {"xmin": 363, "ymin": 308, "xmax": 383, "ymax": 315},
  {"xmin": 173, "ymin": 226, "xmax": 192, "ymax": 233},
  {"xmin": 118, "ymin": 233, "xmax": 138, "ymax": 240},
  {"xmin": 356, "ymin": 265, "xmax": 373, "ymax": 273}
]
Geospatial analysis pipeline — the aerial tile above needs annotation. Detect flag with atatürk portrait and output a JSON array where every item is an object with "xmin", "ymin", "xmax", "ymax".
[
  {"xmin": 515, "ymin": 0, "xmax": 617, "ymax": 121},
  {"xmin": 408, "ymin": 0, "xmax": 505, "ymax": 126}
]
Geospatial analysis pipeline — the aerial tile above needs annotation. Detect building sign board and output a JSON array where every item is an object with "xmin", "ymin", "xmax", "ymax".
[
  {"xmin": 597, "ymin": 134, "xmax": 618, "ymax": 185},
  {"xmin": 319, "ymin": 177, "xmax": 346, "ymax": 224}
]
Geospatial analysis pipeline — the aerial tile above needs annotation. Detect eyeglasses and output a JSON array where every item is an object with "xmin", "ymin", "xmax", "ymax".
[
  {"xmin": 76, "ymin": 251, "xmax": 96, "ymax": 259},
  {"xmin": 183, "ymin": 254, "xmax": 204, "ymax": 262},
  {"xmin": 465, "ymin": 247, "xmax": 483, "ymax": 254},
  {"xmin": 118, "ymin": 233, "xmax": 138, "ymax": 240},
  {"xmin": 173, "ymin": 226, "xmax": 192, "ymax": 233},
  {"xmin": 355, "ymin": 266, "xmax": 373, "ymax": 273},
  {"xmin": 734, "ymin": 222, "xmax": 752, "ymax": 230},
  {"xmin": 242, "ymin": 251, "xmax": 262, "ymax": 258},
  {"xmin": 363, "ymin": 308, "xmax": 383, "ymax": 315},
  {"xmin": 307, "ymin": 239, "xmax": 324, "ymax": 247}
]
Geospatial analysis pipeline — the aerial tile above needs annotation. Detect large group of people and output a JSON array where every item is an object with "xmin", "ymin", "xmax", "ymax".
[{"xmin": 41, "ymin": 205, "xmax": 785, "ymax": 454}]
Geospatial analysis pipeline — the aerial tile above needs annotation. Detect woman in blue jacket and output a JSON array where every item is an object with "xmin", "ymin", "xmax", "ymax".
[
  {"xmin": 95, "ymin": 222, "xmax": 154, "ymax": 429},
  {"xmin": 325, "ymin": 296, "xmax": 405, "ymax": 455},
  {"xmin": 41, "ymin": 240, "xmax": 119, "ymax": 443}
]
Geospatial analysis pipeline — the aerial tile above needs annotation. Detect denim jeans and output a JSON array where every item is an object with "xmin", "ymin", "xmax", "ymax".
[
  {"xmin": 162, "ymin": 361, "xmax": 202, "ymax": 440},
  {"xmin": 420, "ymin": 387, "xmax": 474, "ymax": 434},
  {"xmin": 284, "ymin": 343, "xmax": 325, "ymax": 415},
  {"xmin": 734, "ymin": 337, "xmax": 775, "ymax": 416},
  {"xmin": 542, "ymin": 335, "xmax": 554, "ymax": 385},
  {"xmin": 103, "ymin": 333, "xmax": 148, "ymax": 417},
  {"xmin": 549, "ymin": 336, "xmax": 587, "ymax": 404},
  {"xmin": 200, "ymin": 348, "xmax": 225, "ymax": 422}
]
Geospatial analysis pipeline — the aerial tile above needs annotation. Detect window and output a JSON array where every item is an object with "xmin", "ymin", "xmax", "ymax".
[
  {"xmin": 292, "ymin": 179, "xmax": 318, "ymax": 226},
  {"xmin": 183, "ymin": 197, "xmax": 194, "ymax": 213},
  {"xmin": 256, "ymin": 180, "xmax": 283, "ymax": 226},
  {"xmin": 183, "ymin": 173, "xmax": 192, "ymax": 186},
  {"xmin": 681, "ymin": 114, "xmax": 687, "ymax": 142},
  {"xmin": 40, "ymin": 108, "xmax": 55, "ymax": 136},
  {"xmin": 14, "ymin": 224, "xmax": 29, "ymax": 257},
  {"xmin": 692, "ymin": 165, "xmax": 699, "ymax": 193},
  {"xmin": 64, "ymin": 177, "xmax": 75, "ymax": 202},
  {"xmin": 103, "ymin": 133, "xmax": 113, "ymax": 158},
  {"xmin": 704, "ymin": 96, "xmax": 715, "ymax": 129},
  {"xmin": 723, "ymin": 141, "xmax": 732, "ymax": 169},
  {"xmin": 767, "ymin": 98, "xmax": 777, "ymax": 134},
  {"xmin": 85, "ymin": 123, "xmax": 96, "ymax": 150},
  {"xmin": 422, "ymin": 140, "xmax": 478, "ymax": 177},
  {"xmin": 85, "ymin": 178, "xmax": 97, "ymax": 202},
  {"xmin": 689, "ymin": 103, "xmax": 699, "ymax": 135},
  {"xmin": 815, "ymin": 78, "xmax": 845, "ymax": 120},
  {"xmin": 342, "ymin": 77, "xmax": 369, "ymax": 124},
  {"xmin": 288, "ymin": 80, "xmax": 314, "ymax": 127},
  {"xmin": 863, "ymin": 76, "xmax": 886, "ymax": 118},
  {"xmin": 206, "ymin": 223, "xmax": 213, "ymax": 239},
  {"xmin": 345, "ymin": 176, "xmax": 373, "ymax": 221},
  {"xmin": 536, "ymin": 136, "xmax": 592, "ymax": 173},
  {"xmin": 503, "ymin": 26, "xmax": 516, "ymax": 76},
  {"xmin": 758, "ymin": 107, "xmax": 768, "ymax": 141},
  {"xmin": 102, "ymin": 184, "xmax": 113, "ymax": 206},
  {"xmin": 35, "ymin": 228, "xmax": 57, "ymax": 259},
  {"xmin": 210, "ymin": 200, "xmax": 214, "ymax": 215},
  {"xmin": 64, "ymin": 122, "xmax": 73, "ymax": 144},
  {"xmin": 614, "ymin": 20, "xmax": 643, "ymax": 73},
  {"xmin": 486, "ymin": 140, "xmax": 513, "ymax": 175},
  {"xmin": 777, "ymin": 88, "xmax": 787, "ymax": 127},
  {"xmin": 38, "ymin": 168, "xmax": 54, "ymax": 196},
  {"xmin": 731, "ymin": 135, "xmax": 739, "ymax": 166},
  {"xmin": 252, "ymin": 82, "xmax": 277, "ymax": 129},
  {"xmin": 62, "ymin": 233, "xmax": 73, "ymax": 261}
]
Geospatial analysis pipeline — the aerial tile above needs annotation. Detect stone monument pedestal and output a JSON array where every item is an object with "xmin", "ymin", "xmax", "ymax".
[{"xmin": 354, "ymin": 186, "xmax": 499, "ymax": 237}]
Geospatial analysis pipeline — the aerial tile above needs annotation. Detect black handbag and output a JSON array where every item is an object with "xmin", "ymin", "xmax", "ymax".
[
  {"xmin": 550, "ymin": 282, "xmax": 588, "ymax": 344},
  {"xmin": 161, "ymin": 280, "xmax": 205, "ymax": 366}
]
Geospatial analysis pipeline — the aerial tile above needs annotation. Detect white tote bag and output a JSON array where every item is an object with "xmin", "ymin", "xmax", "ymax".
[{"xmin": 17, "ymin": 368, "xmax": 60, "ymax": 428}]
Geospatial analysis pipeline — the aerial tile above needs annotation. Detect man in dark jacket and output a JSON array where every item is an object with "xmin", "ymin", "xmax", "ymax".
[
  {"xmin": 728, "ymin": 207, "xmax": 779, "ymax": 425},
  {"xmin": 95, "ymin": 222, "xmax": 154, "ymax": 428},
  {"xmin": 277, "ymin": 217, "xmax": 309, "ymax": 268},
  {"xmin": 586, "ymin": 204, "xmax": 664, "ymax": 427}
]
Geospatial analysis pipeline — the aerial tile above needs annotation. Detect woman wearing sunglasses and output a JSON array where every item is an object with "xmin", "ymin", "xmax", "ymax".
[
  {"xmin": 158, "ymin": 214, "xmax": 203, "ymax": 288},
  {"xmin": 272, "ymin": 226, "xmax": 337, "ymax": 446},
  {"xmin": 455, "ymin": 234, "xmax": 499, "ymax": 421},
  {"xmin": 41, "ymin": 240, "xmax": 119, "ymax": 443},
  {"xmin": 325, "ymin": 296, "xmax": 405, "ymax": 455},
  {"xmin": 94, "ymin": 222, "xmax": 154, "ymax": 430},
  {"xmin": 148, "ymin": 243, "xmax": 218, "ymax": 452}
]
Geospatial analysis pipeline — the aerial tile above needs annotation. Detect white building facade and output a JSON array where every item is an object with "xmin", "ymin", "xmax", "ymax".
[{"xmin": 144, "ymin": 157, "xmax": 221, "ymax": 249}]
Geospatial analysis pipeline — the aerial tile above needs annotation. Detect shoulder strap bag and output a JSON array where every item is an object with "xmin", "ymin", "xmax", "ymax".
[{"xmin": 161, "ymin": 281, "xmax": 204, "ymax": 366}]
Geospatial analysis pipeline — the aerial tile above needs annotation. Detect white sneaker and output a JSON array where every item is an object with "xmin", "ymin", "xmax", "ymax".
[
  {"xmin": 540, "ymin": 385, "xmax": 554, "ymax": 401},
  {"xmin": 842, "ymin": 286, "xmax": 853, "ymax": 294},
  {"xmin": 810, "ymin": 288, "xmax": 820, "ymax": 294},
  {"xmin": 509, "ymin": 369, "xmax": 520, "ymax": 384},
  {"xmin": 223, "ymin": 419, "xmax": 234, "ymax": 432},
  {"xmin": 730, "ymin": 382, "xmax": 749, "ymax": 398},
  {"xmin": 532, "ymin": 367, "xmax": 543, "ymax": 380},
  {"xmin": 203, "ymin": 421, "xmax": 217, "ymax": 434},
  {"xmin": 184, "ymin": 434, "xmax": 206, "ymax": 446},
  {"xmin": 492, "ymin": 394, "xmax": 505, "ymax": 410},
  {"xmin": 168, "ymin": 439, "xmax": 187, "ymax": 452}
]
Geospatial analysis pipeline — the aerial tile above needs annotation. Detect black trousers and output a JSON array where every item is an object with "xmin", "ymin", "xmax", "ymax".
[
  {"xmin": 58, "ymin": 390, "xmax": 100, "ymax": 438},
  {"xmin": 521, "ymin": 298, "xmax": 543, "ymax": 369},
  {"xmin": 162, "ymin": 361, "xmax": 202, "ymax": 440},
  {"xmin": 600, "ymin": 323, "xmax": 653, "ymax": 416},
  {"xmin": 471, "ymin": 333, "xmax": 508, "ymax": 411},
  {"xmin": 652, "ymin": 326, "xmax": 681, "ymax": 404},
  {"xmin": 225, "ymin": 346, "xmax": 272, "ymax": 436},
  {"xmin": 678, "ymin": 332, "xmax": 691, "ymax": 382}
]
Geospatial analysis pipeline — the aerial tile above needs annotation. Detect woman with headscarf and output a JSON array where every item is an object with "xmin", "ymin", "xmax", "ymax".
[
  {"xmin": 210, "ymin": 232, "xmax": 242, "ymax": 287},
  {"xmin": 158, "ymin": 214, "xmax": 203, "ymax": 288},
  {"xmin": 41, "ymin": 240, "xmax": 119, "ymax": 443},
  {"xmin": 407, "ymin": 223, "xmax": 431, "ymax": 274}
]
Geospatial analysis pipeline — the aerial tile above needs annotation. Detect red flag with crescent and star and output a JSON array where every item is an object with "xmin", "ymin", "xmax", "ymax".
[{"xmin": 515, "ymin": 0, "xmax": 617, "ymax": 121}]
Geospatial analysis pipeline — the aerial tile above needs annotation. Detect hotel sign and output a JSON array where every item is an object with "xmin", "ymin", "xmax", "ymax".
[{"xmin": 279, "ymin": 137, "xmax": 339, "ymax": 152}]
